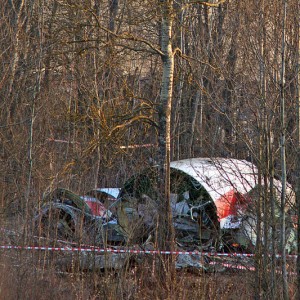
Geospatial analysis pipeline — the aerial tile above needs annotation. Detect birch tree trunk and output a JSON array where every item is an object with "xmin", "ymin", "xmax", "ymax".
[{"xmin": 156, "ymin": 0, "xmax": 176, "ymax": 283}]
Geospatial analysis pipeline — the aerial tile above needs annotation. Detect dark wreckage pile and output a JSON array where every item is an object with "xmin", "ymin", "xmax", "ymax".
[{"xmin": 33, "ymin": 158, "xmax": 297, "ymax": 271}]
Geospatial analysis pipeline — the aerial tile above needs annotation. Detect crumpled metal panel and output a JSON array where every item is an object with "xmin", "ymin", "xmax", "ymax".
[
  {"xmin": 170, "ymin": 158, "xmax": 258, "ymax": 202},
  {"xmin": 170, "ymin": 158, "xmax": 295, "ymax": 229}
]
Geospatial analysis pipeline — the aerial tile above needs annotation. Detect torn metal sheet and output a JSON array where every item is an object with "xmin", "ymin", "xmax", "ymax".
[
  {"xmin": 175, "ymin": 253, "xmax": 206, "ymax": 271},
  {"xmin": 170, "ymin": 158, "xmax": 295, "ymax": 229},
  {"xmin": 83, "ymin": 187, "xmax": 121, "ymax": 216},
  {"xmin": 33, "ymin": 158, "xmax": 297, "ymax": 272},
  {"xmin": 117, "ymin": 157, "xmax": 296, "ymax": 253},
  {"xmin": 56, "ymin": 252, "xmax": 129, "ymax": 271},
  {"xmin": 34, "ymin": 188, "xmax": 125, "ymax": 245}
]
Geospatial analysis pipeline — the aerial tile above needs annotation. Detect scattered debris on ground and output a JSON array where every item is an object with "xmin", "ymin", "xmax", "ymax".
[{"xmin": 17, "ymin": 158, "xmax": 296, "ymax": 272}]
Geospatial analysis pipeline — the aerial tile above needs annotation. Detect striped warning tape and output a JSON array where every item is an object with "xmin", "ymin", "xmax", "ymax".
[
  {"xmin": 0, "ymin": 245, "xmax": 297, "ymax": 259},
  {"xmin": 2, "ymin": 245, "xmax": 297, "ymax": 276},
  {"xmin": 209, "ymin": 261, "xmax": 255, "ymax": 271},
  {"xmin": 0, "ymin": 245, "xmax": 297, "ymax": 275},
  {"xmin": 209, "ymin": 261, "xmax": 297, "ymax": 275},
  {"xmin": 0, "ymin": 245, "xmax": 252, "ymax": 256},
  {"xmin": 1, "ymin": 227, "xmax": 297, "ymax": 258},
  {"xmin": 0, "ymin": 244, "xmax": 298, "ymax": 275}
]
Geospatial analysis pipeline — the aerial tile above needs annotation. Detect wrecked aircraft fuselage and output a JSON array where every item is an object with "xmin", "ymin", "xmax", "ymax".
[
  {"xmin": 34, "ymin": 187, "xmax": 125, "ymax": 245},
  {"xmin": 117, "ymin": 158, "xmax": 296, "ymax": 252},
  {"xmin": 35, "ymin": 158, "xmax": 296, "ymax": 256}
]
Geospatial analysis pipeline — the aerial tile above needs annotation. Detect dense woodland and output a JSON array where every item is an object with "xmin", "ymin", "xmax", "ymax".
[{"xmin": 0, "ymin": 0, "xmax": 300, "ymax": 299}]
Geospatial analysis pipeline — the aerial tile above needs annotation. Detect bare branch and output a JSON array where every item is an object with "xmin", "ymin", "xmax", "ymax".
[
  {"xmin": 184, "ymin": 0, "xmax": 228, "ymax": 7},
  {"xmin": 109, "ymin": 115, "xmax": 159, "ymax": 137},
  {"xmin": 88, "ymin": 9, "xmax": 164, "ymax": 56}
]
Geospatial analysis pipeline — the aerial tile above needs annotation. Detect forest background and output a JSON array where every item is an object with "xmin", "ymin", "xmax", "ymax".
[{"xmin": 0, "ymin": 0, "xmax": 299, "ymax": 299}]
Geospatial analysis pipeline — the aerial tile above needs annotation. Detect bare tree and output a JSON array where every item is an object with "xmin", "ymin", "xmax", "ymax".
[{"xmin": 279, "ymin": 1, "xmax": 289, "ymax": 299}]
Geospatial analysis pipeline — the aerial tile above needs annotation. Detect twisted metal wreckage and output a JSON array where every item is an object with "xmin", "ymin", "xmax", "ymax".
[{"xmin": 34, "ymin": 158, "xmax": 297, "ymax": 271}]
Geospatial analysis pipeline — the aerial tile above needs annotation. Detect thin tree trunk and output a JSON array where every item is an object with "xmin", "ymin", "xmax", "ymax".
[
  {"xmin": 8, "ymin": 0, "xmax": 25, "ymax": 97},
  {"xmin": 268, "ymin": 130, "xmax": 277, "ymax": 298},
  {"xmin": 296, "ymin": 0, "xmax": 300, "ymax": 296},
  {"xmin": 279, "ymin": 0, "xmax": 289, "ymax": 298},
  {"xmin": 172, "ymin": 5, "xmax": 185, "ymax": 160},
  {"xmin": 254, "ymin": 137, "xmax": 263, "ymax": 300},
  {"xmin": 259, "ymin": 3, "xmax": 270, "ymax": 292},
  {"xmin": 255, "ymin": 2, "xmax": 266, "ymax": 297},
  {"xmin": 43, "ymin": 0, "xmax": 58, "ymax": 90},
  {"xmin": 188, "ymin": 89, "xmax": 201, "ymax": 157},
  {"xmin": 24, "ymin": 0, "xmax": 43, "ymax": 244},
  {"xmin": 156, "ymin": 0, "xmax": 175, "ymax": 287}
]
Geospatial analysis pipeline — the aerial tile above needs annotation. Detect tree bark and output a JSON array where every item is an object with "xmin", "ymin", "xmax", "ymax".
[
  {"xmin": 296, "ymin": 0, "xmax": 300, "ymax": 296},
  {"xmin": 156, "ymin": 0, "xmax": 175, "ymax": 285},
  {"xmin": 280, "ymin": 1, "xmax": 289, "ymax": 299}
]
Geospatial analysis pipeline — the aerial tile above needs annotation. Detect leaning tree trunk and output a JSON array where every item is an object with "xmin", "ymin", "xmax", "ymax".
[{"xmin": 156, "ymin": 0, "xmax": 176, "ymax": 286}]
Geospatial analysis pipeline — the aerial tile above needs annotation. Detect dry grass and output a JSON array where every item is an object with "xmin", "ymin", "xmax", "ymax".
[
  {"xmin": 0, "ymin": 216, "xmax": 297, "ymax": 299},
  {"xmin": 1, "ymin": 247, "xmax": 299, "ymax": 300},
  {"xmin": 0, "ymin": 249, "xmax": 257, "ymax": 300}
]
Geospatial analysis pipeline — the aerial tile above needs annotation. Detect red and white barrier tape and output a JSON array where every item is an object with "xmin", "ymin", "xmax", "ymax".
[
  {"xmin": 1, "ymin": 244, "xmax": 297, "ymax": 275},
  {"xmin": 1, "ymin": 227, "xmax": 297, "ymax": 258},
  {"xmin": 209, "ymin": 261, "xmax": 297, "ymax": 275},
  {"xmin": 209, "ymin": 261, "xmax": 255, "ymax": 271},
  {"xmin": 0, "ymin": 245, "xmax": 254, "ymax": 256},
  {"xmin": 0, "ymin": 245, "xmax": 296, "ymax": 260}
]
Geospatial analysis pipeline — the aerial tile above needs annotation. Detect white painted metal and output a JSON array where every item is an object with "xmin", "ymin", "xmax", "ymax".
[
  {"xmin": 90, "ymin": 188, "xmax": 121, "ymax": 199},
  {"xmin": 170, "ymin": 157, "xmax": 295, "ymax": 229},
  {"xmin": 170, "ymin": 157, "xmax": 258, "ymax": 202}
]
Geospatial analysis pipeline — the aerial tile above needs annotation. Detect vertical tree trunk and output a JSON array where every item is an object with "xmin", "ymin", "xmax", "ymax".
[
  {"xmin": 156, "ymin": 0, "xmax": 175, "ymax": 285},
  {"xmin": 255, "ymin": 2, "xmax": 266, "ymax": 296},
  {"xmin": 24, "ymin": 0, "xmax": 43, "ymax": 244},
  {"xmin": 172, "ymin": 5, "xmax": 185, "ymax": 161},
  {"xmin": 280, "ymin": 0, "xmax": 289, "ymax": 298},
  {"xmin": 7, "ymin": 0, "xmax": 26, "ymax": 122},
  {"xmin": 259, "ymin": 2, "xmax": 271, "ymax": 293},
  {"xmin": 8, "ymin": 0, "xmax": 25, "ymax": 97},
  {"xmin": 296, "ymin": 0, "xmax": 300, "ymax": 296},
  {"xmin": 171, "ymin": 5, "xmax": 186, "ymax": 160},
  {"xmin": 188, "ymin": 90, "xmax": 201, "ymax": 157},
  {"xmin": 268, "ymin": 127, "xmax": 277, "ymax": 298},
  {"xmin": 109, "ymin": 0, "xmax": 118, "ymax": 32},
  {"xmin": 43, "ymin": 0, "xmax": 58, "ymax": 90},
  {"xmin": 254, "ymin": 137, "xmax": 263, "ymax": 299}
]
